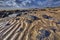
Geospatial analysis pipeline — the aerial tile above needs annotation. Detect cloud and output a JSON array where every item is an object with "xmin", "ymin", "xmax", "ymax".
[{"xmin": 0, "ymin": 0, "xmax": 60, "ymax": 8}]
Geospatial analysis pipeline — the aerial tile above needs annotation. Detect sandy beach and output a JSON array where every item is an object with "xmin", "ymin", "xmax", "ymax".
[{"xmin": 0, "ymin": 7, "xmax": 60, "ymax": 40}]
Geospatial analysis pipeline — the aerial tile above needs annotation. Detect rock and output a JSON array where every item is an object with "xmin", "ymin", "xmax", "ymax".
[
  {"xmin": 37, "ymin": 29, "xmax": 50, "ymax": 40},
  {"xmin": 20, "ymin": 28, "xmax": 23, "ymax": 31},
  {"xmin": 41, "ymin": 9, "xmax": 46, "ymax": 11},
  {"xmin": 42, "ymin": 15, "xmax": 53, "ymax": 20},
  {"xmin": 39, "ymin": 29, "xmax": 50, "ymax": 37},
  {"xmin": 16, "ymin": 13, "xmax": 22, "ymax": 16},
  {"xmin": 26, "ymin": 20, "xmax": 32, "ymax": 23},
  {"xmin": 8, "ymin": 12, "xmax": 13, "ymax": 15},
  {"xmin": 2, "ymin": 14, "xmax": 8, "ymax": 18},
  {"xmin": 20, "ymin": 10, "xmax": 29, "ymax": 12},
  {"xmin": 51, "ymin": 27, "xmax": 56, "ymax": 32},
  {"xmin": 56, "ymin": 21, "xmax": 60, "ymax": 24},
  {"xmin": 0, "ymin": 21, "xmax": 9, "ymax": 27},
  {"xmin": 17, "ymin": 28, "xmax": 23, "ymax": 32},
  {"xmin": 5, "ymin": 23, "xmax": 10, "ymax": 26},
  {"xmin": 16, "ymin": 18, "xmax": 20, "ymax": 20},
  {"xmin": 0, "ymin": 12, "xmax": 5, "ymax": 18},
  {"xmin": 9, "ymin": 14, "xmax": 17, "ymax": 17},
  {"xmin": 15, "ymin": 10, "xmax": 20, "ymax": 13},
  {"xmin": 27, "ymin": 15, "xmax": 39, "ymax": 20},
  {"xmin": 22, "ymin": 13, "xmax": 27, "ymax": 15}
]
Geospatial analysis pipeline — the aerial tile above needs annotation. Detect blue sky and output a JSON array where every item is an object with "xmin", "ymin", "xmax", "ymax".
[{"xmin": 0, "ymin": 0, "xmax": 60, "ymax": 8}]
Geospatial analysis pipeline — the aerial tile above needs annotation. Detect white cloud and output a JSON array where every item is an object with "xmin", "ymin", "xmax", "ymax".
[{"xmin": 0, "ymin": 0, "xmax": 60, "ymax": 8}]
